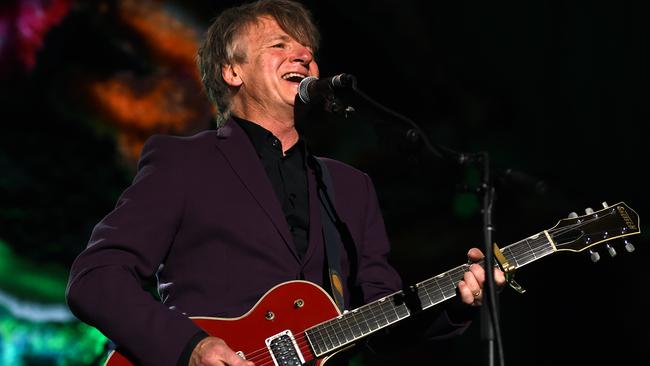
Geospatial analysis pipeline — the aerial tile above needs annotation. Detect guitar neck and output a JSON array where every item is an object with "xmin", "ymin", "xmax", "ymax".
[
  {"xmin": 306, "ymin": 231, "xmax": 555, "ymax": 356},
  {"xmin": 417, "ymin": 231, "xmax": 555, "ymax": 308}
]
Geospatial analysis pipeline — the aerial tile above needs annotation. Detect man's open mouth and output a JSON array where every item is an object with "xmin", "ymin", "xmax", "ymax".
[{"xmin": 282, "ymin": 72, "xmax": 307, "ymax": 83}]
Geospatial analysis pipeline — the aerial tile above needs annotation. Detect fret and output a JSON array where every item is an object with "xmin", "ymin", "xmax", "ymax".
[
  {"xmin": 340, "ymin": 316, "xmax": 354, "ymax": 342},
  {"xmin": 328, "ymin": 318, "xmax": 345, "ymax": 346},
  {"xmin": 373, "ymin": 301, "xmax": 390, "ymax": 328},
  {"xmin": 442, "ymin": 271, "xmax": 458, "ymax": 298},
  {"xmin": 418, "ymin": 283, "xmax": 433, "ymax": 308},
  {"xmin": 339, "ymin": 317, "xmax": 354, "ymax": 344},
  {"xmin": 321, "ymin": 323, "xmax": 334, "ymax": 350},
  {"xmin": 523, "ymin": 237, "xmax": 537, "ymax": 264},
  {"xmin": 395, "ymin": 292, "xmax": 409, "ymax": 318},
  {"xmin": 307, "ymin": 326, "xmax": 322, "ymax": 355},
  {"xmin": 432, "ymin": 274, "xmax": 448, "ymax": 301},
  {"xmin": 502, "ymin": 245, "xmax": 517, "ymax": 267},
  {"xmin": 356, "ymin": 308, "xmax": 370, "ymax": 334},
  {"xmin": 499, "ymin": 232, "xmax": 554, "ymax": 270},
  {"xmin": 422, "ymin": 280, "xmax": 445, "ymax": 306},
  {"xmin": 396, "ymin": 302, "xmax": 409, "ymax": 319},
  {"xmin": 306, "ymin": 328, "xmax": 322, "ymax": 356},
  {"xmin": 348, "ymin": 311, "xmax": 363, "ymax": 338},
  {"xmin": 383, "ymin": 298, "xmax": 399, "ymax": 323},
  {"xmin": 365, "ymin": 304, "xmax": 380, "ymax": 331}
]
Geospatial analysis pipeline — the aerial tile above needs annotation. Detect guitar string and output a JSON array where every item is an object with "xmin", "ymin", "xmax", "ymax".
[
  {"xmin": 484, "ymin": 209, "xmax": 619, "ymax": 267},
  {"xmin": 244, "ymin": 272, "xmax": 470, "ymax": 365},
  {"xmin": 242, "ymin": 295, "xmax": 415, "ymax": 364},
  {"xmin": 241, "ymin": 210, "xmax": 623, "ymax": 363},
  {"xmin": 258, "ymin": 276, "xmax": 461, "ymax": 359},
  {"xmin": 245, "ymin": 280, "xmax": 460, "ymax": 364}
]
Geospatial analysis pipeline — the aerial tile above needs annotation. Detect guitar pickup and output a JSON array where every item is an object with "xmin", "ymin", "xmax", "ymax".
[{"xmin": 265, "ymin": 330, "xmax": 305, "ymax": 366}]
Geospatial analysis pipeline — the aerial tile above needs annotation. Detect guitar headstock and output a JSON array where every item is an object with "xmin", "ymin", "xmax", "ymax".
[{"xmin": 548, "ymin": 202, "xmax": 640, "ymax": 259}]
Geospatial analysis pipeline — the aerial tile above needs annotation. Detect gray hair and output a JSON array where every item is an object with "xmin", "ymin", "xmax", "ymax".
[{"xmin": 197, "ymin": 0, "xmax": 320, "ymax": 126}]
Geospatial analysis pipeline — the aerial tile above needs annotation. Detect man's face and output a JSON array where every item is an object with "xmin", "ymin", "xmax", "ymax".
[{"xmin": 228, "ymin": 16, "xmax": 319, "ymax": 116}]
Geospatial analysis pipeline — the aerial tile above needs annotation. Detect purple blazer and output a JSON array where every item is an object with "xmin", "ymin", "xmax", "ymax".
[{"xmin": 66, "ymin": 119, "xmax": 461, "ymax": 366}]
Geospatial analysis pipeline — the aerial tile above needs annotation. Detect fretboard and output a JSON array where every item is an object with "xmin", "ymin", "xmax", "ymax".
[{"xmin": 305, "ymin": 230, "xmax": 556, "ymax": 356}]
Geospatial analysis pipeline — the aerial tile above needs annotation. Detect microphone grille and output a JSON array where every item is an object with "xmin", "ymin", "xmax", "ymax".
[{"xmin": 298, "ymin": 76, "xmax": 318, "ymax": 104}]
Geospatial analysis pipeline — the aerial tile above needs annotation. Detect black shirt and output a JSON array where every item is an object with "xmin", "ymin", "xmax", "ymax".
[{"xmin": 232, "ymin": 116, "xmax": 310, "ymax": 259}]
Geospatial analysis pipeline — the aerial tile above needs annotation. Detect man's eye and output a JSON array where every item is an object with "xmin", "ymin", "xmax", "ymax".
[{"xmin": 272, "ymin": 43, "xmax": 285, "ymax": 48}]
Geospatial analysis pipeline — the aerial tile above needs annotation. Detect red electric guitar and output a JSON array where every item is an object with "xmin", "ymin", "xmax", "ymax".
[{"xmin": 105, "ymin": 202, "xmax": 640, "ymax": 366}]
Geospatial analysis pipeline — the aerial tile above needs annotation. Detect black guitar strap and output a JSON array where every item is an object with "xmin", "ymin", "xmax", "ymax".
[{"xmin": 311, "ymin": 156, "xmax": 348, "ymax": 312}]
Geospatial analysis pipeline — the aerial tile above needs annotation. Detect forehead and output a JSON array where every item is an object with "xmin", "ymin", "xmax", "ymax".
[{"xmin": 241, "ymin": 16, "xmax": 290, "ymax": 44}]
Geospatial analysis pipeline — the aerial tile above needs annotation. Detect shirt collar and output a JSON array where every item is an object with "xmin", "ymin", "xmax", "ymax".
[{"xmin": 232, "ymin": 116, "xmax": 307, "ymax": 158}]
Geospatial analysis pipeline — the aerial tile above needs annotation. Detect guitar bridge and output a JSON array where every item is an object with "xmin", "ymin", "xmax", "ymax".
[{"xmin": 265, "ymin": 330, "xmax": 305, "ymax": 366}]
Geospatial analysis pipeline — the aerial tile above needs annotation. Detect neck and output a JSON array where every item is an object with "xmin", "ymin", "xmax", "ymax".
[{"xmin": 232, "ymin": 104, "xmax": 299, "ymax": 154}]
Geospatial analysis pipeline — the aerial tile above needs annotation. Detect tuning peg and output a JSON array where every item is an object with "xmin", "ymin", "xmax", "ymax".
[
  {"xmin": 585, "ymin": 207, "xmax": 594, "ymax": 215},
  {"xmin": 606, "ymin": 244, "xmax": 617, "ymax": 257},
  {"xmin": 602, "ymin": 201, "xmax": 609, "ymax": 208},
  {"xmin": 624, "ymin": 240, "xmax": 636, "ymax": 253},
  {"xmin": 589, "ymin": 249, "xmax": 600, "ymax": 263},
  {"xmin": 568, "ymin": 212, "xmax": 578, "ymax": 218}
]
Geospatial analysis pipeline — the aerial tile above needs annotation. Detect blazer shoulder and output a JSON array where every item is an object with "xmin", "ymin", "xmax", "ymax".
[
  {"xmin": 136, "ymin": 130, "xmax": 219, "ymax": 171},
  {"xmin": 143, "ymin": 129, "xmax": 218, "ymax": 149},
  {"xmin": 140, "ymin": 130, "xmax": 218, "ymax": 156}
]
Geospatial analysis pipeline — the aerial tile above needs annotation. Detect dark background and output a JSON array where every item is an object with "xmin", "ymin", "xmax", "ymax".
[{"xmin": 1, "ymin": 0, "xmax": 648, "ymax": 365}]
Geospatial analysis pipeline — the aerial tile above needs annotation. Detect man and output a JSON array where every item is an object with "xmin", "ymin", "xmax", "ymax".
[{"xmin": 66, "ymin": 1, "xmax": 505, "ymax": 365}]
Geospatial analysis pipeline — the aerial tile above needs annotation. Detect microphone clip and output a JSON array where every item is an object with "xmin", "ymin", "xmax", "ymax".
[{"xmin": 323, "ymin": 96, "xmax": 355, "ymax": 118}]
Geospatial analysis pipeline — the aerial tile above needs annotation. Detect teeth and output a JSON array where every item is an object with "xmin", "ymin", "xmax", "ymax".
[{"xmin": 282, "ymin": 72, "xmax": 306, "ymax": 80}]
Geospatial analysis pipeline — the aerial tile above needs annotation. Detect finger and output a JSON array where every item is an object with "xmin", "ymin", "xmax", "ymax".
[
  {"xmin": 457, "ymin": 280, "xmax": 476, "ymax": 305},
  {"xmin": 467, "ymin": 248, "xmax": 484, "ymax": 262},
  {"xmin": 468, "ymin": 263, "xmax": 485, "ymax": 287},
  {"xmin": 464, "ymin": 269, "xmax": 482, "ymax": 295},
  {"xmin": 224, "ymin": 351, "xmax": 254, "ymax": 366},
  {"xmin": 494, "ymin": 268, "xmax": 506, "ymax": 287},
  {"xmin": 219, "ymin": 343, "xmax": 253, "ymax": 366},
  {"xmin": 193, "ymin": 337, "xmax": 254, "ymax": 366}
]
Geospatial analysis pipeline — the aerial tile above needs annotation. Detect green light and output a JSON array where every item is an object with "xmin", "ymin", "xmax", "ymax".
[
  {"xmin": 0, "ymin": 240, "xmax": 109, "ymax": 365},
  {"xmin": 0, "ymin": 312, "xmax": 108, "ymax": 366},
  {"xmin": 0, "ymin": 240, "xmax": 68, "ymax": 303},
  {"xmin": 453, "ymin": 192, "xmax": 480, "ymax": 219}
]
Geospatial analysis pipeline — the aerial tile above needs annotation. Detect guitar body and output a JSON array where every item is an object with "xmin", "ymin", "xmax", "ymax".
[{"xmin": 104, "ymin": 281, "xmax": 343, "ymax": 366}]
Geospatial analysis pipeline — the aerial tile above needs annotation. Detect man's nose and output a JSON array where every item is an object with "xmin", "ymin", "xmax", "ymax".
[{"xmin": 291, "ymin": 44, "xmax": 313, "ymax": 65}]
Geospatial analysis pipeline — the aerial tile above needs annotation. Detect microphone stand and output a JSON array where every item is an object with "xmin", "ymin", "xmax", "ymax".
[
  {"xmin": 335, "ymin": 78, "xmax": 505, "ymax": 366},
  {"xmin": 477, "ymin": 152, "xmax": 502, "ymax": 366}
]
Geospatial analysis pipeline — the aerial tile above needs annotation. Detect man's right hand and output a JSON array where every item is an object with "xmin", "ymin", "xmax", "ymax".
[{"xmin": 189, "ymin": 336, "xmax": 255, "ymax": 366}]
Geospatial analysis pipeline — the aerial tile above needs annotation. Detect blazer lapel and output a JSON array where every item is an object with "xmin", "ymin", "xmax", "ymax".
[{"xmin": 214, "ymin": 120, "xmax": 298, "ymax": 260}]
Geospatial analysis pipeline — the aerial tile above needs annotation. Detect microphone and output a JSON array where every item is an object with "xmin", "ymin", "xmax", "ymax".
[{"xmin": 298, "ymin": 73, "xmax": 355, "ymax": 104}]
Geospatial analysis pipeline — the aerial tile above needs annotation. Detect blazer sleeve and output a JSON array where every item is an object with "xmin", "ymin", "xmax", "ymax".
[
  {"xmin": 66, "ymin": 135, "xmax": 203, "ymax": 366},
  {"xmin": 354, "ymin": 172, "xmax": 403, "ymax": 303}
]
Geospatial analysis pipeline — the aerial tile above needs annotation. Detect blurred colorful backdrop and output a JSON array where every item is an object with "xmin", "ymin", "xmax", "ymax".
[{"xmin": 1, "ymin": 0, "xmax": 648, "ymax": 365}]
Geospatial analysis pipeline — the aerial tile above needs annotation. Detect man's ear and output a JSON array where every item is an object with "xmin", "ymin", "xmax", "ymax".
[{"xmin": 222, "ymin": 64, "xmax": 243, "ymax": 87}]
